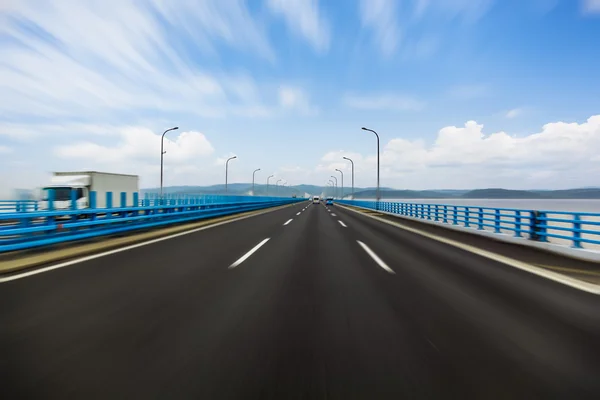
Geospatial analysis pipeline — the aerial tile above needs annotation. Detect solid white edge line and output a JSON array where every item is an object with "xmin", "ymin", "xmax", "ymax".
[
  {"xmin": 0, "ymin": 206, "xmax": 290, "ymax": 283},
  {"xmin": 338, "ymin": 220, "xmax": 347, "ymax": 228},
  {"xmin": 229, "ymin": 238, "xmax": 270, "ymax": 269},
  {"xmin": 283, "ymin": 219, "xmax": 293, "ymax": 226},
  {"xmin": 357, "ymin": 240, "xmax": 395, "ymax": 274},
  {"xmin": 342, "ymin": 205, "xmax": 600, "ymax": 295}
]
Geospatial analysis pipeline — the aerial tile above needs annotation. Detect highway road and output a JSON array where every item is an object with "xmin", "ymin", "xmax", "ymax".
[{"xmin": 1, "ymin": 201, "xmax": 600, "ymax": 399}]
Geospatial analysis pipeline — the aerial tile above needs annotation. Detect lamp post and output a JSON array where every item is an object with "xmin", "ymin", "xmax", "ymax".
[
  {"xmin": 225, "ymin": 156, "xmax": 237, "ymax": 193},
  {"xmin": 343, "ymin": 156, "xmax": 354, "ymax": 199},
  {"xmin": 361, "ymin": 127, "xmax": 380, "ymax": 202},
  {"xmin": 267, "ymin": 175, "xmax": 274, "ymax": 196},
  {"xmin": 252, "ymin": 168, "xmax": 261, "ymax": 196},
  {"xmin": 330, "ymin": 175, "xmax": 338, "ymax": 199},
  {"xmin": 328, "ymin": 181, "xmax": 334, "ymax": 198},
  {"xmin": 335, "ymin": 168, "xmax": 344, "ymax": 200},
  {"xmin": 276, "ymin": 179, "xmax": 282, "ymax": 196},
  {"xmin": 160, "ymin": 126, "xmax": 179, "ymax": 198}
]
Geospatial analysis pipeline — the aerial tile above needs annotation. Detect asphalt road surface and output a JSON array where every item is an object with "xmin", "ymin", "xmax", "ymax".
[{"xmin": 2, "ymin": 201, "xmax": 600, "ymax": 399}]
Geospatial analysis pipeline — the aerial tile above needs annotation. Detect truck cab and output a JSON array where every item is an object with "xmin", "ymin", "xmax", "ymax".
[{"xmin": 40, "ymin": 175, "xmax": 91, "ymax": 210}]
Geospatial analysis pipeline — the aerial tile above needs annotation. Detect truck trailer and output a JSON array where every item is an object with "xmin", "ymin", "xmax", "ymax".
[{"xmin": 39, "ymin": 171, "xmax": 139, "ymax": 210}]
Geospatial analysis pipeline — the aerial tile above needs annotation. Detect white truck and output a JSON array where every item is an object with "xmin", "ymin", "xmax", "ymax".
[{"xmin": 39, "ymin": 171, "xmax": 139, "ymax": 210}]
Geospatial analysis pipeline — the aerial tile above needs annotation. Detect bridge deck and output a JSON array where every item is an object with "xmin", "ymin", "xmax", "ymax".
[{"xmin": 1, "ymin": 201, "xmax": 599, "ymax": 398}]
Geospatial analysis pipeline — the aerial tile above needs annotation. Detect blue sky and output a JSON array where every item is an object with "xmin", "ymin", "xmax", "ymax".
[{"xmin": 1, "ymin": 0, "xmax": 600, "ymax": 196}]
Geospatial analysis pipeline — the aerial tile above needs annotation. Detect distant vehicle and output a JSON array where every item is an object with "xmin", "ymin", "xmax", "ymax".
[
  {"xmin": 292, "ymin": 194, "xmax": 297, "ymax": 198},
  {"xmin": 312, "ymin": 196, "xmax": 320, "ymax": 204},
  {"xmin": 40, "ymin": 171, "xmax": 139, "ymax": 210},
  {"xmin": 325, "ymin": 197, "xmax": 334, "ymax": 205}
]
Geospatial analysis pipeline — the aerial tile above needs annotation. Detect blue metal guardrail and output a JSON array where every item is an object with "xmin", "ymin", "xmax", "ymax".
[
  {"xmin": 338, "ymin": 200, "xmax": 600, "ymax": 250},
  {"xmin": 0, "ymin": 191, "xmax": 303, "ymax": 253},
  {"xmin": 0, "ymin": 200, "xmax": 39, "ymax": 213}
]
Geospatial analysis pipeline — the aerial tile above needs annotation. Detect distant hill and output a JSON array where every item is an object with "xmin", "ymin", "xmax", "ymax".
[
  {"xmin": 351, "ymin": 189, "xmax": 449, "ymax": 199},
  {"xmin": 461, "ymin": 189, "xmax": 545, "ymax": 199},
  {"xmin": 142, "ymin": 185, "xmax": 600, "ymax": 200}
]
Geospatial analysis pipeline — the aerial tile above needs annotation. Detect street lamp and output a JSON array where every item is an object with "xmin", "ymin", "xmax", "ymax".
[
  {"xmin": 362, "ymin": 127, "xmax": 380, "ymax": 202},
  {"xmin": 267, "ymin": 175, "xmax": 274, "ymax": 196},
  {"xmin": 276, "ymin": 179, "xmax": 282, "ymax": 196},
  {"xmin": 225, "ymin": 156, "xmax": 237, "ymax": 193},
  {"xmin": 328, "ymin": 181, "xmax": 334, "ymax": 198},
  {"xmin": 343, "ymin": 156, "xmax": 354, "ymax": 199},
  {"xmin": 252, "ymin": 168, "xmax": 261, "ymax": 196},
  {"xmin": 160, "ymin": 126, "xmax": 179, "ymax": 198},
  {"xmin": 335, "ymin": 168, "xmax": 344, "ymax": 200},
  {"xmin": 330, "ymin": 175, "xmax": 337, "ymax": 199}
]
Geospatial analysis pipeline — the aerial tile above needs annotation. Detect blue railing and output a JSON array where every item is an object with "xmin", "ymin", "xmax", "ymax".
[
  {"xmin": 338, "ymin": 200, "xmax": 600, "ymax": 250},
  {"xmin": 0, "ymin": 200, "xmax": 39, "ymax": 213},
  {"xmin": 0, "ymin": 191, "xmax": 302, "ymax": 253}
]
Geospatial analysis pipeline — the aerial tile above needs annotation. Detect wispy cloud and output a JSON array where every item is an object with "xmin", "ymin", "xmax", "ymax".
[
  {"xmin": 360, "ymin": 0, "xmax": 494, "ymax": 58},
  {"xmin": 505, "ymin": 108, "xmax": 523, "ymax": 119},
  {"xmin": 343, "ymin": 93, "xmax": 425, "ymax": 111},
  {"xmin": 359, "ymin": 0, "xmax": 400, "ymax": 56},
  {"xmin": 278, "ymin": 86, "xmax": 318, "ymax": 115},
  {"xmin": 582, "ymin": 0, "xmax": 600, "ymax": 14},
  {"xmin": 267, "ymin": 0, "xmax": 330, "ymax": 53},
  {"xmin": 416, "ymin": 0, "xmax": 495, "ymax": 22},
  {"xmin": 0, "ymin": 146, "xmax": 12, "ymax": 154},
  {"xmin": 447, "ymin": 84, "xmax": 489, "ymax": 100},
  {"xmin": 0, "ymin": 0, "xmax": 293, "ymax": 123}
]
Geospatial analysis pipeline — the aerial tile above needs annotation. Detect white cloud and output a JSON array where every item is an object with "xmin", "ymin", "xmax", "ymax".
[
  {"xmin": 316, "ymin": 115, "xmax": 600, "ymax": 189},
  {"xmin": 54, "ymin": 127, "xmax": 214, "ymax": 183},
  {"xmin": 278, "ymin": 86, "xmax": 318, "ymax": 115},
  {"xmin": 582, "ymin": 0, "xmax": 600, "ymax": 13},
  {"xmin": 359, "ymin": 0, "xmax": 400, "ymax": 56},
  {"xmin": 343, "ymin": 93, "xmax": 425, "ymax": 111},
  {"xmin": 267, "ymin": 0, "xmax": 330, "ymax": 52},
  {"xmin": 505, "ymin": 108, "xmax": 523, "ymax": 119},
  {"xmin": 0, "ymin": 146, "xmax": 12, "ymax": 154}
]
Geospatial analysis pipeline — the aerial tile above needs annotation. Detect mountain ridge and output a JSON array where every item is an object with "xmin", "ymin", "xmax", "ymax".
[{"xmin": 141, "ymin": 185, "xmax": 600, "ymax": 199}]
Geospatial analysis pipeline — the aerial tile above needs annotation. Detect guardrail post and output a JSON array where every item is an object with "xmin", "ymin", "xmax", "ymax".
[
  {"xmin": 530, "ymin": 211, "xmax": 547, "ymax": 242},
  {"xmin": 71, "ymin": 189, "xmax": 77, "ymax": 211},
  {"xmin": 48, "ymin": 189, "xmax": 55, "ymax": 212},
  {"xmin": 434, "ymin": 205, "xmax": 438, "ymax": 221},
  {"xmin": 478, "ymin": 208, "xmax": 483, "ymax": 230},
  {"xmin": 572, "ymin": 214, "xmax": 582, "ymax": 248},
  {"xmin": 106, "ymin": 192, "xmax": 113, "ymax": 219},
  {"xmin": 453, "ymin": 206, "xmax": 458, "ymax": 225},
  {"xmin": 494, "ymin": 209, "xmax": 501, "ymax": 233},
  {"xmin": 514, "ymin": 211, "xmax": 522, "ymax": 237},
  {"xmin": 89, "ymin": 191, "xmax": 97, "ymax": 221},
  {"xmin": 120, "ymin": 192, "xmax": 127, "ymax": 218},
  {"xmin": 465, "ymin": 208, "xmax": 470, "ymax": 228},
  {"xmin": 70, "ymin": 189, "xmax": 78, "ymax": 223},
  {"xmin": 443, "ymin": 205, "xmax": 448, "ymax": 223}
]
